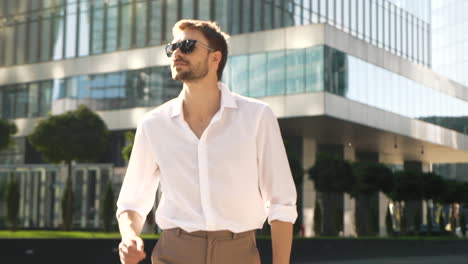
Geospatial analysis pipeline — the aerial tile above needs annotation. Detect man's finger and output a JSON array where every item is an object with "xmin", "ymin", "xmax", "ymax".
[{"xmin": 135, "ymin": 237, "xmax": 145, "ymax": 252}]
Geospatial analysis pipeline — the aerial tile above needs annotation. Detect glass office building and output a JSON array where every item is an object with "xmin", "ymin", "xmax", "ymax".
[{"xmin": 1, "ymin": 0, "xmax": 468, "ymax": 234}]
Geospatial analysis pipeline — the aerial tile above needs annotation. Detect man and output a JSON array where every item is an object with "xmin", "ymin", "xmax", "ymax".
[{"xmin": 116, "ymin": 19, "xmax": 297, "ymax": 264}]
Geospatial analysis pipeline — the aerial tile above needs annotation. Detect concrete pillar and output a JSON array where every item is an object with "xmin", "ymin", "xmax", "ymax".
[
  {"xmin": 302, "ymin": 137, "xmax": 317, "ymax": 237},
  {"xmin": 343, "ymin": 144, "xmax": 356, "ymax": 237}
]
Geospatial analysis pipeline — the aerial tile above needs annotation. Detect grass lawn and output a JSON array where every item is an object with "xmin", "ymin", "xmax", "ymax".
[
  {"xmin": 0, "ymin": 230, "xmax": 465, "ymax": 240},
  {"xmin": 0, "ymin": 230, "xmax": 160, "ymax": 239}
]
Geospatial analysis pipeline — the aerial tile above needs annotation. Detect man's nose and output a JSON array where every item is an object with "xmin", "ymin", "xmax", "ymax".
[{"xmin": 173, "ymin": 47, "xmax": 183, "ymax": 58}]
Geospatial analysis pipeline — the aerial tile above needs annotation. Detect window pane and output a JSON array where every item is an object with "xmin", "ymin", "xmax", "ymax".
[
  {"xmin": 242, "ymin": 0, "xmax": 251, "ymax": 32},
  {"xmin": 28, "ymin": 18, "xmax": 40, "ymax": 63},
  {"xmin": 2, "ymin": 87, "xmax": 15, "ymax": 119},
  {"xmin": 16, "ymin": 19, "xmax": 27, "ymax": 65},
  {"xmin": 52, "ymin": 8, "xmax": 65, "ymax": 60},
  {"xmin": 16, "ymin": 85, "xmax": 29, "ymax": 118},
  {"xmin": 135, "ymin": 1, "xmax": 147, "ymax": 48},
  {"xmin": 253, "ymin": 0, "xmax": 262, "ymax": 31},
  {"xmin": 306, "ymin": 46, "xmax": 324, "ymax": 93},
  {"xmin": 165, "ymin": 0, "xmax": 177, "ymax": 42},
  {"xmin": 148, "ymin": 67, "xmax": 164, "ymax": 106},
  {"xmin": 182, "ymin": 0, "xmax": 194, "ymax": 18},
  {"xmin": 0, "ymin": 28, "xmax": 4, "ymax": 66},
  {"xmin": 229, "ymin": 55, "xmax": 249, "ymax": 96},
  {"xmin": 4, "ymin": 24, "xmax": 15, "ymax": 65},
  {"xmin": 198, "ymin": 0, "xmax": 210, "ymax": 20},
  {"xmin": 91, "ymin": 1, "xmax": 104, "ymax": 54},
  {"xmin": 120, "ymin": 1, "xmax": 132, "ymax": 49},
  {"xmin": 28, "ymin": 83, "xmax": 40, "ymax": 117},
  {"xmin": 65, "ymin": 2, "xmax": 77, "ymax": 58},
  {"xmin": 106, "ymin": 0, "xmax": 118, "ymax": 52},
  {"xmin": 286, "ymin": 49, "xmax": 306, "ymax": 94},
  {"xmin": 39, "ymin": 81, "xmax": 53, "ymax": 116},
  {"xmin": 149, "ymin": 0, "xmax": 162, "ymax": 45},
  {"xmin": 267, "ymin": 50, "xmax": 286, "ymax": 96},
  {"xmin": 40, "ymin": 16, "xmax": 52, "ymax": 61},
  {"xmin": 264, "ymin": 0, "xmax": 273, "ymax": 30},
  {"xmin": 248, "ymin": 53, "xmax": 267, "ymax": 97},
  {"xmin": 78, "ymin": 1, "xmax": 90, "ymax": 56}
]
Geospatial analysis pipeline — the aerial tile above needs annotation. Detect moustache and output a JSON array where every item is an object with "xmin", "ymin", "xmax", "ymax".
[{"xmin": 173, "ymin": 59, "xmax": 189, "ymax": 64}]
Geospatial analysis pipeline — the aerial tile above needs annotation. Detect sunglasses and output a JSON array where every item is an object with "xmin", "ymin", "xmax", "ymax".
[{"xmin": 165, "ymin": 39, "xmax": 214, "ymax": 57}]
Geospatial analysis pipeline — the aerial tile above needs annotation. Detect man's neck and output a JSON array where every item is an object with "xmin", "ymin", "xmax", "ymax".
[{"xmin": 181, "ymin": 78, "xmax": 221, "ymax": 121}]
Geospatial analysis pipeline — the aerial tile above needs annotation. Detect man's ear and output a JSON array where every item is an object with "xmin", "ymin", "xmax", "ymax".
[{"xmin": 211, "ymin": 51, "xmax": 222, "ymax": 65}]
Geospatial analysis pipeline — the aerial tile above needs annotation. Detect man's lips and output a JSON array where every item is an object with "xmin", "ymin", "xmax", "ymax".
[{"xmin": 173, "ymin": 61, "xmax": 188, "ymax": 67}]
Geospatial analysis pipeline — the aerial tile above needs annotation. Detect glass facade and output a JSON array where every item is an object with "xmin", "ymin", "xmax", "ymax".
[
  {"xmin": 0, "ymin": 0, "xmax": 430, "ymax": 68},
  {"xmin": 3, "ymin": 44, "xmax": 467, "ymax": 136},
  {"xmin": 432, "ymin": 0, "xmax": 468, "ymax": 87}
]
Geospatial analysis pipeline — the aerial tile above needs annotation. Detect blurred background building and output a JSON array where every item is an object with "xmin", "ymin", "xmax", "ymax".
[{"xmin": 0, "ymin": 0, "xmax": 467, "ymax": 234}]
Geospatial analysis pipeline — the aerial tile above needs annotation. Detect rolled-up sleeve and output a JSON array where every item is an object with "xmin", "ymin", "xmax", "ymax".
[
  {"xmin": 116, "ymin": 118, "xmax": 160, "ymax": 222},
  {"xmin": 256, "ymin": 105, "xmax": 298, "ymax": 225}
]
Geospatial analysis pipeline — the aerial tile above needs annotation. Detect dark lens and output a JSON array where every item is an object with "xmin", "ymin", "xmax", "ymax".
[
  {"xmin": 165, "ymin": 44, "xmax": 173, "ymax": 57},
  {"xmin": 180, "ymin": 40, "xmax": 196, "ymax": 54}
]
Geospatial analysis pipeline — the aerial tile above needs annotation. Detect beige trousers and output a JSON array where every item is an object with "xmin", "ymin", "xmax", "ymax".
[{"xmin": 151, "ymin": 227, "xmax": 261, "ymax": 264}]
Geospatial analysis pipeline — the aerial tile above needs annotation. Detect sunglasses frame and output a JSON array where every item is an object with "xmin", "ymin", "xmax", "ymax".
[{"xmin": 165, "ymin": 39, "xmax": 214, "ymax": 57}]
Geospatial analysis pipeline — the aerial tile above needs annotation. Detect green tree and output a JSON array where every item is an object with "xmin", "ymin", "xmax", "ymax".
[
  {"xmin": 351, "ymin": 161, "xmax": 393, "ymax": 236},
  {"xmin": 29, "ymin": 105, "xmax": 109, "ymax": 230},
  {"xmin": 421, "ymin": 172, "xmax": 446, "ymax": 235},
  {"xmin": 460, "ymin": 212, "xmax": 466, "ymax": 238},
  {"xmin": 4, "ymin": 173, "xmax": 20, "ymax": 231},
  {"xmin": 391, "ymin": 170, "xmax": 424, "ymax": 235},
  {"xmin": 313, "ymin": 200, "xmax": 322, "ymax": 236},
  {"xmin": 0, "ymin": 119, "xmax": 17, "ymax": 151},
  {"xmin": 283, "ymin": 137, "xmax": 304, "ymax": 237},
  {"xmin": 308, "ymin": 152, "xmax": 354, "ymax": 236},
  {"xmin": 439, "ymin": 180, "xmax": 465, "ymax": 234},
  {"xmin": 101, "ymin": 181, "xmax": 115, "ymax": 232},
  {"xmin": 121, "ymin": 131, "xmax": 135, "ymax": 161}
]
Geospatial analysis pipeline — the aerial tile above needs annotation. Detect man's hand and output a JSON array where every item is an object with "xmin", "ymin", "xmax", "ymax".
[{"xmin": 119, "ymin": 236, "xmax": 146, "ymax": 264}]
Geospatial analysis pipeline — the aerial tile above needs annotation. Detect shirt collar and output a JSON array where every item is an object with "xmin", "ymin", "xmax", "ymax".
[{"xmin": 170, "ymin": 82, "xmax": 238, "ymax": 118}]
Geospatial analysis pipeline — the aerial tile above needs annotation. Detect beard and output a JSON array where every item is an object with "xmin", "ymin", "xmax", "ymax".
[{"xmin": 173, "ymin": 58, "xmax": 209, "ymax": 82}]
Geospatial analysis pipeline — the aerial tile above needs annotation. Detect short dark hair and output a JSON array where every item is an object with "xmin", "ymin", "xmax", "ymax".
[{"xmin": 173, "ymin": 19, "xmax": 230, "ymax": 81}]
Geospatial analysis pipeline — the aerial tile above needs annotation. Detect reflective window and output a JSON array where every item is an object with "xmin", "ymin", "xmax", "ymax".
[
  {"xmin": 267, "ymin": 50, "xmax": 286, "ymax": 96},
  {"xmin": 105, "ymin": 0, "xmax": 118, "ymax": 52},
  {"xmin": 305, "ymin": 46, "xmax": 324, "ymax": 93},
  {"xmin": 65, "ymin": 1, "xmax": 77, "ymax": 58},
  {"xmin": 52, "ymin": 6, "xmax": 65, "ymax": 60},
  {"xmin": 28, "ymin": 83, "xmax": 40, "ymax": 117},
  {"xmin": 16, "ymin": 16, "xmax": 27, "ymax": 65},
  {"xmin": 39, "ymin": 81, "xmax": 53, "ymax": 116},
  {"xmin": 120, "ymin": 0, "xmax": 133, "ymax": 49},
  {"xmin": 248, "ymin": 53, "xmax": 267, "ymax": 97},
  {"xmin": 15, "ymin": 85, "xmax": 29, "ymax": 118},
  {"xmin": 165, "ymin": 0, "xmax": 177, "ymax": 42},
  {"xmin": 149, "ymin": 0, "xmax": 162, "ymax": 45},
  {"xmin": 78, "ymin": 1, "xmax": 90, "ymax": 56},
  {"xmin": 286, "ymin": 49, "xmax": 306, "ymax": 95},
  {"xmin": 182, "ymin": 0, "xmax": 194, "ymax": 18},
  {"xmin": 91, "ymin": 0, "xmax": 104, "ymax": 54},
  {"xmin": 228, "ymin": 55, "xmax": 249, "ymax": 96},
  {"xmin": 3, "ymin": 25, "xmax": 13, "ymax": 66},
  {"xmin": 253, "ymin": 0, "xmax": 262, "ymax": 31},
  {"xmin": 242, "ymin": 0, "xmax": 251, "ymax": 33},
  {"xmin": 2, "ymin": 87, "xmax": 15, "ymax": 119},
  {"xmin": 198, "ymin": 0, "xmax": 210, "ymax": 20},
  {"xmin": 40, "ymin": 10, "xmax": 53, "ymax": 62},
  {"xmin": 135, "ymin": 0, "xmax": 148, "ymax": 48}
]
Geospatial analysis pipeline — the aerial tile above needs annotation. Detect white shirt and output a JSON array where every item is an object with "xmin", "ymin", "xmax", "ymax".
[{"xmin": 116, "ymin": 82, "xmax": 297, "ymax": 233}]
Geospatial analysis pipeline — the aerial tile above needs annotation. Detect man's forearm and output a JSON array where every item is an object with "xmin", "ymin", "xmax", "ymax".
[
  {"xmin": 117, "ymin": 210, "xmax": 145, "ymax": 239},
  {"xmin": 271, "ymin": 220, "xmax": 293, "ymax": 264}
]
